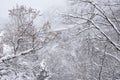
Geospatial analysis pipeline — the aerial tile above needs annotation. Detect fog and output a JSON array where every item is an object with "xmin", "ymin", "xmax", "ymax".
[{"xmin": 0, "ymin": 0, "xmax": 67, "ymax": 18}]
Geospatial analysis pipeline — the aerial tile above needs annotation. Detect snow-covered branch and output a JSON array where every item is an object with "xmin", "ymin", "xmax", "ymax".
[
  {"xmin": 82, "ymin": 0, "xmax": 120, "ymax": 35},
  {"xmin": 95, "ymin": 47, "xmax": 120, "ymax": 63},
  {"xmin": 65, "ymin": 14, "xmax": 120, "ymax": 51}
]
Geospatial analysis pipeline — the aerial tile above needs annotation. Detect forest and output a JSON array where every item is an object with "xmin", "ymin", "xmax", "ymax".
[{"xmin": 0, "ymin": 0, "xmax": 120, "ymax": 80}]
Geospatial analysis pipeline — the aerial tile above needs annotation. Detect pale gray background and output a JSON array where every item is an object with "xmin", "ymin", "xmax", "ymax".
[{"xmin": 0, "ymin": 0, "xmax": 67, "ymax": 19}]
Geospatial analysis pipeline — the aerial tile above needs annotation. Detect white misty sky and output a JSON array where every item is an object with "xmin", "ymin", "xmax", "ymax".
[{"xmin": 0, "ymin": 0, "xmax": 67, "ymax": 18}]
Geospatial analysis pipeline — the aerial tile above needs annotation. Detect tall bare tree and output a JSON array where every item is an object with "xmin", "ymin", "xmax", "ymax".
[{"xmin": 3, "ymin": 5, "xmax": 57, "ymax": 56}]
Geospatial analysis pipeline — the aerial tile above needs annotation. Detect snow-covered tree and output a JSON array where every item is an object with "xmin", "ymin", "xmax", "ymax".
[
  {"xmin": 61, "ymin": 0, "xmax": 120, "ymax": 80},
  {"xmin": 0, "ymin": 5, "xmax": 57, "ymax": 80}
]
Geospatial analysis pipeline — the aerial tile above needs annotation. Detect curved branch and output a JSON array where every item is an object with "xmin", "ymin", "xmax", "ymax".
[{"xmin": 82, "ymin": 0, "xmax": 120, "ymax": 35}]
